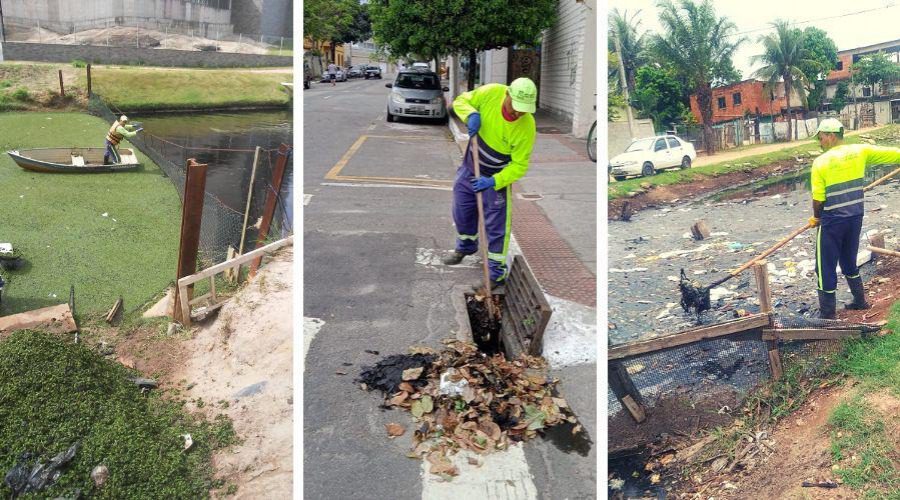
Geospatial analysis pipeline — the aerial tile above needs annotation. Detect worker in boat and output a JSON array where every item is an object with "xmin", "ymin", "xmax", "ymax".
[
  {"xmin": 103, "ymin": 115, "xmax": 141, "ymax": 165},
  {"xmin": 809, "ymin": 118, "xmax": 900, "ymax": 318},
  {"xmin": 441, "ymin": 78, "xmax": 538, "ymax": 292}
]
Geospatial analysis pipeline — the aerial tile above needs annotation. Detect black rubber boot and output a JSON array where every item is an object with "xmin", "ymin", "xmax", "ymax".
[
  {"xmin": 441, "ymin": 251, "xmax": 471, "ymax": 266},
  {"xmin": 818, "ymin": 290, "xmax": 836, "ymax": 319},
  {"xmin": 844, "ymin": 276, "xmax": 870, "ymax": 310}
]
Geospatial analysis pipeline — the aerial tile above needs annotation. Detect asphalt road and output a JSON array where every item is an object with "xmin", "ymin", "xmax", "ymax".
[{"xmin": 303, "ymin": 77, "xmax": 596, "ymax": 499}]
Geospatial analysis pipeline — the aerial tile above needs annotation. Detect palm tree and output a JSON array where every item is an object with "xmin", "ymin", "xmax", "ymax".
[
  {"xmin": 650, "ymin": 0, "xmax": 744, "ymax": 154},
  {"xmin": 609, "ymin": 8, "xmax": 646, "ymax": 95},
  {"xmin": 751, "ymin": 20, "xmax": 815, "ymax": 142}
]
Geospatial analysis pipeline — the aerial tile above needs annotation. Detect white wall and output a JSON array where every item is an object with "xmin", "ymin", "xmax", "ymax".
[
  {"xmin": 875, "ymin": 100, "xmax": 891, "ymax": 125},
  {"xmin": 539, "ymin": 0, "xmax": 593, "ymax": 138},
  {"xmin": 607, "ymin": 119, "xmax": 655, "ymax": 159},
  {"xmin": 480, "ymin": 48, "xmax": 508, "ymax": 85},
  {"xmin": 5, "ymin": 0, "xmax": 232, "ymax": 31}
]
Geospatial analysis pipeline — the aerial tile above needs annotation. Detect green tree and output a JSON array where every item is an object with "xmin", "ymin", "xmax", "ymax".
[
  {"xmin": 831, "ymin": 81, "xmax": 850, "ymax": 113},
  {"xmin": 304, "ymin": 0, "xmax": 355, "ymax": 58},
  {"xmin": 751, "ymin": 20, "xmax": 816, "ymax": 142},
  {"xmin": 370, "ymin": 0, "xmax": 557, "ymax": 90},
  {"xmin": 331, "ymin": 2, "xmax": 372, "ymax": 64},
  {"xmin": 852, "ymin": 51, "xmax": 900, "ymax": 103},
  {"xmin": 632, "ymin": 65, "xmax": 687, "ymax": 131},
  {"xmin": 608, "ymin": 50, "xmax": 624, "ymax": 121},
  {"xmin": 650, "ymin": 0, "xmax": 744, "ymax": 154},
  {"xmin": 796, "ymin": 27, "xmax": 837, "ymax": 111},
  {"xmin": 608, "ymin": 8, "xmax": 646, "ymax": 95}
]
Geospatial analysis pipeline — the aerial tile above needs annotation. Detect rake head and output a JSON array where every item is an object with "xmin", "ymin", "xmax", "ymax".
[{"xmin": 679, "ymin": 269, "xmax": 711, "ymax": 319}]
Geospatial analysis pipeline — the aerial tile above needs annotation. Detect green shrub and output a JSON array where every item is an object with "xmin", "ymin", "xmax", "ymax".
[
  {"xmin": 0, "ymin": 80, "xmax": 12, "ymax": 89},
  {"xmin": 72, "ymin": 59, "xmax": 88, "ymax": 68},
  {"xmin": 11, "ymin": 87, "xmax": 30, "ymax": 101}
]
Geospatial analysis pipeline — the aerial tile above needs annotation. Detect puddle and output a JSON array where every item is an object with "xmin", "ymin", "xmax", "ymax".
[
  {"xmin": 608, "ymin": 448, "xmax": 668, "ymax": 499},
  {"xmin": 715, "ymin": 163, "xmax": 897, "ymax": 201},
  {"xmin": 541, "ymin": 420, "xmax": 592, "ymax": 456}
]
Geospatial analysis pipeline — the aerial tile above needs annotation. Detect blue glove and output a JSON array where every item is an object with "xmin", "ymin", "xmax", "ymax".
[
  {"xmin": 467, "ymin": 112, "xmax": 481, "ymax": 137},
  {"xmin": 471, "ymin": 176, "xmax": 495, "ymax": 192}
]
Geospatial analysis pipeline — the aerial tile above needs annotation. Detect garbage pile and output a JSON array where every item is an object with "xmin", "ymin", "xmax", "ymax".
[
  {"xmin": 358, "ymin": 340, "xmax": 581, "ymax": 478},
  {"xmin": 4, "ymin": 443, "xmax": 80, "ymax": 497}
]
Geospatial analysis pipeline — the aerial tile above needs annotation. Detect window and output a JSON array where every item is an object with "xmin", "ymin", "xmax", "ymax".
[
  {"xmin": 654, "ymin": 138, "xmax": 668, "ymax": 152},
  {"xmin": 836, "ymin": 61, "xmax": 843, "ymax": 70},
  {"xmin": 666, "ymin": 137, "xmax": 680, "ymax": 149},
  {"xmin": 732, "ymin": 92, "xmax": 742, "ymax": 106},
  {"xmin": 717, "ymin": 96, "xmax": 726, "ymax": 109},
  {"xmin": 862, "ymin": 86, "xmax": 872, "ymax": 97}
]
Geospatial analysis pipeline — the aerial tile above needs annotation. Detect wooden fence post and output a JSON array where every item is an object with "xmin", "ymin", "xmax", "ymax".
[
  {"xmin": 58, "ymin": 70, "xmax": 64, "ymax": 96},
  {"xmin": 609, "ymin": 361, "xmax": 647, "ymax": 423},
  {"xmin": 755, "ymin": 259, "xmax": 783, "ymax": 380},
  {"xmin": 249, "ymin": 144, "xmax": 290, "ymax": 277},
  {"xmin": 173, "ymin": 159, "xmax": 208, "ymax": 325},
  {"xmin": 86, "ymin": 64, "xmax": 92, "ymax": 96}
]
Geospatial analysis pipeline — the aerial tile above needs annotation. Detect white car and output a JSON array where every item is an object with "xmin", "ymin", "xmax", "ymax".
[{"xmin": 609, "ymin": 135, "xmax": 696, "ymax": 181}]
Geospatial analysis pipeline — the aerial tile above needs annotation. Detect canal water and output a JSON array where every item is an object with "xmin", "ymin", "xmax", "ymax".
[{"xmin": 139, "ymin": 110, "xmax": 294, "ymax": 259}]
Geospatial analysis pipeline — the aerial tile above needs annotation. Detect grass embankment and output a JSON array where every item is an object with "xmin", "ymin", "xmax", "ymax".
[
  {"xmin": 88, "ymin": 66, "xmax": 292, "ymax": 111},
  {"xmin": 0, "ymin": 330, "xmax": 235, "ymax": 498},
  {"xmin": 825, "ymin": 301, "xmax": 900, "ymax": 495},
  {"xmin": 0, "ymin": 112, "xmax": 180, "ymax": 316},
  {"xmin": 0, "ymin": 62, "xmax": 85, "ymax": 111},
  {"xmin": 608, "ymin": 134, "xmax": 869, "ymax": 200}
]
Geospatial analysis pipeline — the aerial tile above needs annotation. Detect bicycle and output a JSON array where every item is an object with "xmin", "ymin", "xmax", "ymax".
[{"xmin": 587, "ymin": 120, "xmax": 597, "ymax": 162}]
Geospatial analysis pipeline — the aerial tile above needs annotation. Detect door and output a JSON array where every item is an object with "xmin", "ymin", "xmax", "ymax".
[
  {"xmin": 666, "ymin": 137, "xmax": 682, "ymax": 166},
  {"xmin": 653, "ymin": 138, "xmax": 670, "ymax": 168}
]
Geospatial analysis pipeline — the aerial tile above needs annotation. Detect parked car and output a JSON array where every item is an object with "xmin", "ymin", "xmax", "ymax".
[
  {"xmin": 385, "ymin": 70, "xmax": 450, "ymax": 123},
  {"xmin": 608, "ymin": 135, "xmax": 696, "ymax": 180},
  {"xmin": 412, "ymin": 62, "xmax": 430, "ymax": 69},
  {"xmin": 364, "ymin": 65, "xmax": 382, "ymax": 79},
  {"xmin": 348, "ymin": 65, "xmax": 365, "ymax": 78},
  {"xmin": 320, "ymin": 68, "xmax": 347, "ymax": 83}
]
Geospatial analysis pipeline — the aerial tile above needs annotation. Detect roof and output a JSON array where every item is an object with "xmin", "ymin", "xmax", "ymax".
[{"xmin": 837, "ymin": 38, "xmax": 900, "ymax": 55}]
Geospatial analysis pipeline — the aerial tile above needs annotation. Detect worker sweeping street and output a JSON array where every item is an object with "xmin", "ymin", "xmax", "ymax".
[
  {"xmin": 103, "ymin": 115, "xmax": 141, "ymax": 165},
  {"xmin": 809, "ymin": 118, "xmax": 900, "ymax": 318},
  {"xmin": 442, "ymin": 78, "xmax": 538, "ymax": 291}
]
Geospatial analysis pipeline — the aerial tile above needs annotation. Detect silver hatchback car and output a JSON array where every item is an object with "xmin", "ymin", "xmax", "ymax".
[{"xmin": 385, "ymin": 70, "xmax": 449, "ymax": 123}]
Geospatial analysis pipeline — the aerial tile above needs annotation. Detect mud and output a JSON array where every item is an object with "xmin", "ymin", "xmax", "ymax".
[
  {"xmin": 466, "ymin": 295, "xmax": 502, "ymax": 355},
  {"xmin": 356, "ymin": 353, "xmax": 435, "ymax": 395}
]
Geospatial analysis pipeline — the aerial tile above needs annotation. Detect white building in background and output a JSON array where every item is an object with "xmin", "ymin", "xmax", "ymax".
[{"xmin": 448, "ymin": 0, "xmax": 596, "ymax": 138}]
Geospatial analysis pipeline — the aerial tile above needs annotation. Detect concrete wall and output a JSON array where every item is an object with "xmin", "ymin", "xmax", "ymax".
[
  {"xmin": 231, "ymin": 0, "xmax": 291, "ymax": 38},
  {"xmin": 607, "ymin": 118, "xmax": 655, "ymax": 159},
  {"xmin": 480, "ymin": 48, "xmax": 508, "ymax": 85},
  {"xmin": 539, "ymin": 0, "xmax": 587, "ymax": 128},
  {"xmin": 4, "ymin": 0, "xmax": 233, "ymax": 34},
  {"xmin": 3, "ymin": 41, "xmax": 290, "ymax": 67},
  {"xmin": 571, "ymin": 0, "xmax": 596, "ymax": 139}
]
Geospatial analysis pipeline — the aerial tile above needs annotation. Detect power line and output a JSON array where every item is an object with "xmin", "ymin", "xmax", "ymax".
[{"xmin": 724, "ymin": 3, "xmax": 898, "ymax": 38}]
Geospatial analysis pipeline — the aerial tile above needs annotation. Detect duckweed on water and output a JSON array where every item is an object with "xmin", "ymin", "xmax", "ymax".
[{"xmin": 0, "ymin": 331, "xmax": 235, "ymax": 498}]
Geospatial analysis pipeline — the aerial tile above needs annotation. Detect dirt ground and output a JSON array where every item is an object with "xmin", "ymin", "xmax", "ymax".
[
  {"xmin": 838, "ymin": 256, "xmax": 899, "ymax": 324},
  {"xmin": 115, "ymin": 248, "xmax": 293, "ymax": 498},
  {"xmin": 11, "ymin": 26, "xmax": 276, "ymax": 54}
]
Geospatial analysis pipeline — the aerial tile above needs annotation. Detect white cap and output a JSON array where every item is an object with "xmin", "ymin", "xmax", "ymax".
[{"xmin": 120, "ymin": 115, "xmax": 128, "ymax": 123}]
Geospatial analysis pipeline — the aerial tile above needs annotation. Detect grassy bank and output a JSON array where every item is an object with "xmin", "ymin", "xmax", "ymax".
[
  {"xmin": 0, "ymin": 62, "xmax": 85, "ymax": 111},
  {"xmin": 87, "ymin": 66, "xmax": 292, "ymax": 111},
  {"xmin": 0, "ymin": 112, "xmax": 180, "ymax": 316},
  {"xmin": 608, "ymin": 132, "xmax": 875, "ymax": 200},
  {"xmin": 0, "ymin": 330, "xmax": 235, "ymax": 498},
  {"xmin": 825, "ymin": 301, "xmax": 900, "ymax": 496}
]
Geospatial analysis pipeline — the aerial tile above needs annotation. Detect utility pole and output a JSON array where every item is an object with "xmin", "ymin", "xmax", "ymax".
[{"xmin": 613, "ymin": 30, "xmax": 635, "ymax": 138}]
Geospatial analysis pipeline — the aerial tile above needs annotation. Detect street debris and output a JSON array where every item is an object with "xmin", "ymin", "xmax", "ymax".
[
  {"xmin": 90, "ymin": 464, "xmax": 109, "ymax": 488},
  {"xmin": 802, "ymin": 480, "xmax": 839, "ymax": 488},
  {"xmin": 358, "ymin": 340, "xmax": 583, "ymax": 476},
  {"xmin": 385, "ymin": 423, "xmax": 406, "ymax": 438},
  {"xmin": 3, "ymin": 442, "xmax": 80, "ymax": 496}
]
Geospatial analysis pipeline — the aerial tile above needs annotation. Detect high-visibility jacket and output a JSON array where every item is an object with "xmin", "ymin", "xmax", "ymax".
[
  {"xmin": 106, "ymin": 121, "xmax": 136, "ymax": 146},
  {"xmin": 453, "ymin": 83, "xmax": 536, "ymax": 190},
  {"xmin": 811, "ymin": 144, "xmax": 900, "ymax": 218}
]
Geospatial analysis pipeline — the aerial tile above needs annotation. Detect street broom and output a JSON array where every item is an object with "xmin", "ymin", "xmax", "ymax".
[{"xmin": 680, "ymin": 165, "xmax": 900, "ymax": 317}]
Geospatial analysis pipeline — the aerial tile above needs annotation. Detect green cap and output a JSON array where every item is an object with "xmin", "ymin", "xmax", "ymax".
[
  {"xmin": 508, "ymin": 77, "xmax": 537, "ymax": 113},
  {"xmin": 815, "ymin": 118, "xmax": 843, "ymax": 137}
]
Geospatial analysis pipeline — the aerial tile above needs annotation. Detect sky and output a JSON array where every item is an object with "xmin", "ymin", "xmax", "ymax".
[{"xmin": 607, "ymin": 0, "xmax": 899, "ymax": 78}]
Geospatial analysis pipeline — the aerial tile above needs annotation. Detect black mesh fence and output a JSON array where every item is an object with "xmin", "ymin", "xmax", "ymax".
[
  {"xmin": 608, "ymin": 313, "xmax": 879, "ymax": 452},
  {"xmin": 88, "ymin": 94, "xmax": 292, "ymax": 267}
]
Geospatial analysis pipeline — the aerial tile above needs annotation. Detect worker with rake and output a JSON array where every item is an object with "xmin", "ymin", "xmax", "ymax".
[
  {"xmin": 442, "ymin": 78, "xmax": 538, "ymax": 292},
  {"xmin": 103, "ymin": 115, "xmax": 141, "ymax": 165},
  {"xmin": 810, "ymin": 118, "xmax": 900, "ymax": 318}
]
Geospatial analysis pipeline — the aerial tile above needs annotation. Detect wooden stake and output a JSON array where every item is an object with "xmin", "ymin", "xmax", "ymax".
[
  {"xmin": 238, "ymin": 146, "xmax": 261, "ymax": 258},
  {"xmin": 608, "ymin": 361, "xmax": 646, "ymax": 423},
  {"xmin": 105, "ymin": 297, "xmax": 123, "ymax": 324},
  {"xmin": 58, "ymin": 69, "xmax": 64, "ymax": 96},
  {"xmin": 173, "ymin": 159, "xmax": 208, "ymax": 326},
  {"xmin": 754, "ymin": 260, "xmax": 772, "ymax": 314},
  {"xmin": 249, "ymin": 144, "xmax": 290, "ymax": 278},
  {"xmin": 86, "ymin": 64, "xmax": 91, "ymax": 96},
  {"xmin": 869, "ymin": 233, "xmax": 885, "ymax": 250}
]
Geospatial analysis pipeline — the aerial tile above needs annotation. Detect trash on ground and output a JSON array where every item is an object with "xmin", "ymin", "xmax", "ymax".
[{"xmin": 3, "ymin": 442, "xmax": 80, "ymax": 496}]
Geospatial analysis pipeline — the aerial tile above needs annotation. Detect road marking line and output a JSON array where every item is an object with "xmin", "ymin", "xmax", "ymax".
[
  {"xmin": 324, "ymin": 134, "xmax": 454, "ymax": 187},
  {"xmin": 420, "ymin": 444, "xmax": 537, "ymax": 500},
  {"xmin": 303, "ymin": 194, "xmax": 313, "ymax": 206},
  {"xmin": 303, "ymin": 317, "xmax": 325, "ymax": 371},
  {"xmin": 320, "ymin": 182, "xmax": 452, "ymax": 191}
]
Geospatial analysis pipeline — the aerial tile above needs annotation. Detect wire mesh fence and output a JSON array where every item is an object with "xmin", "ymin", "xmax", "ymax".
[
  {"xmin": 607, "ymin": 312, "xmax": 879, "ymax": 452},
  {"xmin": 88, "ymin": 94, "xmax": 292, "ymax": 268},
  {"xmin": 3, "ymin": 17, "xmax": 292, "ymax": 56}
]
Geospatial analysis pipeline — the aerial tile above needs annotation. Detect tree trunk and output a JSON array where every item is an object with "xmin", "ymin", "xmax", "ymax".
[
  {"xmin": 696, "ymin": 83, "xmax": 716, "ymax": 154},
  {"xmin": 467, "ymin": 49, "xmax": 477, "ymax": 91},
  {"xmin": 330, "ymin": 41, "xmax": 337, "ymax": 64},
  {"xmin": 784, "ymin": 75, "xmax": 793, "ymax": 142}
]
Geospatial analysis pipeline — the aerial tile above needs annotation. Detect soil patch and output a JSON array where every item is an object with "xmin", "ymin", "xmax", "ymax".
[
  {"xmin": 838, "ymin": 256, "xmax": 900, "ymax": 325},
  {"xmin": 608, "ymin": 158, "xmax": 802, "ymax": 220}
]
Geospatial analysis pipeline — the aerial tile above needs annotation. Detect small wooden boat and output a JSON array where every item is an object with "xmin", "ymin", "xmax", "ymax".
[{"xmin": 6, "ymin": 148, "xmax": 141, "ymax": 173}]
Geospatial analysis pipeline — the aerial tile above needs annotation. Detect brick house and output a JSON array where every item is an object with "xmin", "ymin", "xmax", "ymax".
[
  {"xmin": 823, "ymin": 38, "xmax": 900, "ymax": 126},
  {"xmin": 689, "ymin": 79, "xmax": 803, "ymax": 125}
]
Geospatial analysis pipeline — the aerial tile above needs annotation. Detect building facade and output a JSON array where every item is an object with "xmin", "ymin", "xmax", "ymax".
[
  {"xmin": 823, "ymin": 39, "xmax": 900, "ymax": 127},
  {"xmin": 689, "ymin": 79, "xmax": 804, "ymax": 125}
]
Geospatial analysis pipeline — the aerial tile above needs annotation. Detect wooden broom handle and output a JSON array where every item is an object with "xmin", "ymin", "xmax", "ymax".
[{"xmin": 471, "ymin": 137, "xmax": 495, "ymax": 308}]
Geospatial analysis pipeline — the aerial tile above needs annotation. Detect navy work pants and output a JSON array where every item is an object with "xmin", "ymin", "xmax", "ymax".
[{"xmin": 815, "ymin": 215, "xmax": 863, "ymax": 293}]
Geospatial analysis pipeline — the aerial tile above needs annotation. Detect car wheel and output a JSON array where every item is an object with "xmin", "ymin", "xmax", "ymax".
[
  {"xmin": 613, "ymin": 175, "xmax": 627, "ymax": 182},
  {"xmin": 642, "ymin": 162, "xmax": 655, "ymax": 177},
  {"xmin": 387, "ymin": 111, "xmax": 395, "ymax": 123},
  {"xmin": 681, "ymin": 156, "xmax": 692, "ymax": 169}
]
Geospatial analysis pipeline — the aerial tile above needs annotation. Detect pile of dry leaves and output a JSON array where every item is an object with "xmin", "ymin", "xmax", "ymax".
[{"xmin": 358, "ymin": 339, "xmax": 581, "ymax": 478}]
